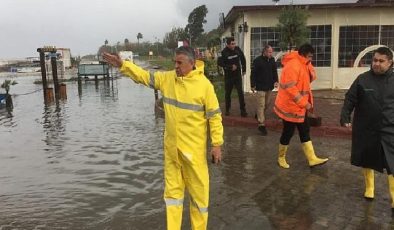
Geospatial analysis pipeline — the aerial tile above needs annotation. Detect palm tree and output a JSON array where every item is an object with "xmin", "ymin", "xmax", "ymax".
[
  {"xmin": 124, "ymin": 38, "xmax": 131, "ymax": 51},
  {"xmin": 105, "ymin": 39, "xmax": 108, "ymax": 46},
  {"xmin": 137, "ymin": 33, "xmax": 143, "ymax": 45},
  {"xmin": 1, "ymin": 80, "xmax": 17, "ymax": 95}
]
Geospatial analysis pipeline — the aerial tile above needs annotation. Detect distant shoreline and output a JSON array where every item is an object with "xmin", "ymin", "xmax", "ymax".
[
  {"xmin": 0, "ymin": 69, "xmax": 78, "ymax": 78},
  {"xmin": 0, "ymin": 72, "xmax": 41, "ymax": 78}
]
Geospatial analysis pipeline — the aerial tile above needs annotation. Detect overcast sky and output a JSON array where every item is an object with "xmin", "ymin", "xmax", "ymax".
[{"xmin": 0, "ymin": 0, "xmax": 356, "ymax": 59}]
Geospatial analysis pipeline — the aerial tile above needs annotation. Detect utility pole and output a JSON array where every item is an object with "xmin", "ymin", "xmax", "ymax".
[{"xmin": 154, "ymin": 36, "xmax": 159, "ymax": 56}]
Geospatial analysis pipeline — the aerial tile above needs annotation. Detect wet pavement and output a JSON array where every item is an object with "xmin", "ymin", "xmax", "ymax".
[
  {"xmin": 222, "ymin": 90, "xmax": 352, "ymax": 138},
  {"xmin": 209, "ymin": 126, "xmax": 394, "ymax": 230}
]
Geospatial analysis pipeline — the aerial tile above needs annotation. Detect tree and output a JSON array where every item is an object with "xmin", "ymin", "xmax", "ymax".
[
  {"xmin": 1, "ymin": 79, "xmax": 16, "ymax": 109},
  {"xmin": 104, "ymin": 39, "xmax": 108, "ymax": 46},
  {"xmin": 124, "ymin": 38, "xmax": 132, "ymax": 51},
  {"xmin": 185, "ymin": 5, "xmax": 208, "ymax": 46},
  {"xmin": 1, "ymin": 80, "xmax": 17, "ymax": 95},
  {"xmin": 276, "ymin": 4, "xmax": 310, "ymax": 50},
  {"xmin": 163, "ymin": 27, "xmax": 189, "ymax": 50},
  {"xmin": 204, "ymin": 28, "xmax": 222, "ymax": 49},
  {"xmin": 137, "ymin": 33, "xmax": 143, "ymax": 45}
]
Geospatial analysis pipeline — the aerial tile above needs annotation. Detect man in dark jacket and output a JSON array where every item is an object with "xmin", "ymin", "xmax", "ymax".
[
  {"xmin": 341, "ymin": 46, "xmax": 394, "ymax": 210},
  {"xmin": 221, "ymin": 37, "xmax": 247, "ymax": 117},
  {"xmin": 251, "ymin": 45, "xmax": 278, "ymax": 135}
]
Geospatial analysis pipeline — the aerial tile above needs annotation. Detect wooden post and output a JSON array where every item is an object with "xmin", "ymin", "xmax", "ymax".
[
  {"xmin": 95, "ymin": 75, "xmax": 99, "ymax": 90},
  {"xmin": 50, "ymin": 51, "xmax": 59, "ymax": 100},
  {"xmin": 59, "ymin": 83, "xmax": 67, "ymax": 99},
  {"xmin": 77, "ymin": 78, "xmax": 82, "ymax": 99},
  {"xmin": 37, "ymin": 49, "xmax": 48, "ymax": 101},
  {"xmin": 45, "ymin": 87, "xmax": 54, "ymax": 103}
]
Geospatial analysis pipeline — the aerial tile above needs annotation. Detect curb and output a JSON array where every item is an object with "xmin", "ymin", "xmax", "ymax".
[{"xmin": 222, "ymin": 116, "xmax": 352, "ymax": 139}]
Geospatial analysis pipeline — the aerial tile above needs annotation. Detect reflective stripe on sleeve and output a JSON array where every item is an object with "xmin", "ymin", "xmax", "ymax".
[
  {"xmin": 162, "ymin": 96, "xmax": 205, "ymax": 112},
  {"xmin": 206, "ymin": 108, "xmax": 221, "ymax": 119},
  {"xmin": 165, "ymin": 198, "xmax": 184, "ymax": 206}
]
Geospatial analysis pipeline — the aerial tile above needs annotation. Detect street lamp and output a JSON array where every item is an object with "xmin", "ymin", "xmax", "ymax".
[{"xmin": 238, "ymin": 22, "xmax": 248, "ymax": 33}]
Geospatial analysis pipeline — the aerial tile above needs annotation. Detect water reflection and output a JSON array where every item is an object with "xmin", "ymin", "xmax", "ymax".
[
  {"xmin": 42, "ymin": 101, "xmax": 67, "ymax": 149},
  {"xmin": 0, "ymin": 106, "xmax": 14, "ymax": 127},
  {"xmin": 77, "ymin": 77, "xmax": 119, "ymax": 102}
]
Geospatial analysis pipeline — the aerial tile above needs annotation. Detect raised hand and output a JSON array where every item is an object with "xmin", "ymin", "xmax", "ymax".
[{"xmin": 102, "ymin": 52, "xmax": 122, "ymax": 68}]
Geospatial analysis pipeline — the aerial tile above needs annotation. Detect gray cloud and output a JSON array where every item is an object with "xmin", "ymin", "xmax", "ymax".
[{"xmin": 0, "ymin": 0, "xmax": 356, "ymax": 59}]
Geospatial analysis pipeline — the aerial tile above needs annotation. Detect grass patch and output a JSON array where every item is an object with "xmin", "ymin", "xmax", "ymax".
[
  {"xmin": 141, "ymin": 56, "xmax": 174, "ymax": 70},
  {"xmin": 211, "ymin": 76, "xmax": 239, "ymax": 103}
]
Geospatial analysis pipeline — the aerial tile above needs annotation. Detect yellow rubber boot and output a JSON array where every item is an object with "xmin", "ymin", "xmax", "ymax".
[
  {"xmin": 278, "ymin": 144, "xmax": 290, "ymax": 169},
  {"xmin": 388, "ymin": 175, "xmax": 394, "ymax": 208},
  {"xmin": 302, "ymin": 141, "xmax": 328, "ymax": 167},
  {"xmin": 363, "ymin": 168, "xmax": 374, "ymax": 199}
]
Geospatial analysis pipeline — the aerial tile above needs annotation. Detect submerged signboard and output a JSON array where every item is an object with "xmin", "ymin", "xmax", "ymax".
[{"xmin": 78, "ymin": 64, "xmax": 109, "ymax": 76}]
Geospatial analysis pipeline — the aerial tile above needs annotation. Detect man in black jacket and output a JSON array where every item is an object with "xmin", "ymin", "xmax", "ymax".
[
  {"xmin": 221, "ymin": 37, "xmax": 247, "ymax": 117},
  {"xmin": 251, "ymin": 45, "xmax": 278, "ymax": 135},
  {"xmin": 341, "ymin": 46, "xmax": 394, "ymax": 210}
]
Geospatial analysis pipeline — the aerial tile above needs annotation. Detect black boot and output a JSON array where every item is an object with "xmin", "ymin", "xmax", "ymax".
[{"xmin": 258, "ymin": 125, "xmax": 267, "ymax": 136}]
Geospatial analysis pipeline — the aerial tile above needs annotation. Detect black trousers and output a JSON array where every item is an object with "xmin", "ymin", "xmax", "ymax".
[
  {"xmin": 225, "ymin": 75, "xmax": 245, "ymax": 112},
  {"xmin": 280, "ymin": 117, "xmax": 311, "ymax": 145}
]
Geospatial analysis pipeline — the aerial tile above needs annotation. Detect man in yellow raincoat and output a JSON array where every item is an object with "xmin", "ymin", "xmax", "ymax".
[{"xmin": 103, "ymin": 46, "xmax": 223, "ymax": 230}]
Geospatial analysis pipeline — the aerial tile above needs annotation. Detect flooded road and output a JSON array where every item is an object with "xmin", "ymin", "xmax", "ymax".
[
  {"xmin": 0, "ymin": 74, "xmax": 165, "ymax": 229},
  {"xmin": 1, "ymin": 72, "xmax": 394, "ymax": 229}
]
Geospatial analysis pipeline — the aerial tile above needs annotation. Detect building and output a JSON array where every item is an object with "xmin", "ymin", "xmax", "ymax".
[
  {"xmin": 221, "ymin": 0, "xmax": 394, "ymax": 90},
  {"xmin": 57, "ymin": 48, "xmax": 72, "ymax": 69}
]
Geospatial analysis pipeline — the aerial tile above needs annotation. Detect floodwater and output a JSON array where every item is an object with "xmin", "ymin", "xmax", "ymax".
[
  {"xmin": 1, "ymin": 67, "xmax": 394, "ymax": 229},
  {"xmin": 0, "ymin": 71, "xmax": 166, "ymax": 229}
]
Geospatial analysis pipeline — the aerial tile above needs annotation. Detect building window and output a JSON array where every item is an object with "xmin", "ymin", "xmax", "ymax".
[
  {"xmin": 338, "ymin": 25, "xmax": 380, "ymax": 67},
  {"xmin": 309, "ymin": 25, "xmax": 332, "ymax": 67},
  {"xmin": 250, "ymin": 27, "xmax": 281, "ymax": 62},
  {"xmin": 250, "ymin": 25, "xmax": 332, "ymax": 67},
  {"xmin": 381, "ymin": 25, "xmax": 394, "ymax": 49}
]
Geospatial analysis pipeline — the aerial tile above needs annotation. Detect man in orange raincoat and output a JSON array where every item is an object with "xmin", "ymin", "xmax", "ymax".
[{"xmin": 274, "ymin": 43, "xmax": 328, "ymax": 169}]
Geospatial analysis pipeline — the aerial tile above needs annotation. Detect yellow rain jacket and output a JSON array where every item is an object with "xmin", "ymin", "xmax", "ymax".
[{"xmin": 120, "ymin": 59, "xmax": 223, "ymax": 230}]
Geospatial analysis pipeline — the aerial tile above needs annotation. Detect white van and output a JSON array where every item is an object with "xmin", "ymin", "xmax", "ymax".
[{"xmin": 119, "ymin": 51, "xmax": 134, "ymax": 62}]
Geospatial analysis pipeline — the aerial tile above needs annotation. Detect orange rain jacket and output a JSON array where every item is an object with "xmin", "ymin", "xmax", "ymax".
[{"xmin": 274, "ymin": 51, "xmax": 316, "ymax": 123}]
